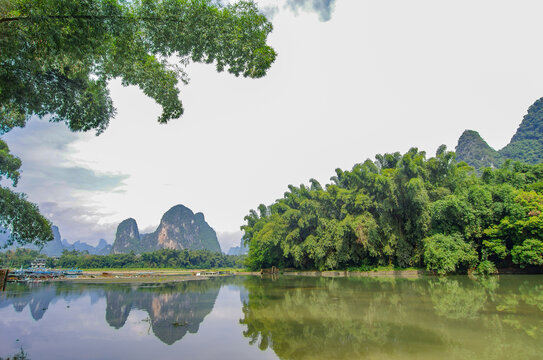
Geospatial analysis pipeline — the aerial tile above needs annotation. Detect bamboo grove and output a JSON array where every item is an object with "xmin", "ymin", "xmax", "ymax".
[{"xmin": 241, "ymin": 146, "xmax": 543, "ymax": 274}]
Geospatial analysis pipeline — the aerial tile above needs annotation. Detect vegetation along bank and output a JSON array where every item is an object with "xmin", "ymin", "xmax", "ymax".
[
  {"xmin": 0, "ymin": 248, "xmax": 245, "ymax": 270},
  {"xmin": 241, "ymin": 146, "xmax": 543, "ymax": 275}
]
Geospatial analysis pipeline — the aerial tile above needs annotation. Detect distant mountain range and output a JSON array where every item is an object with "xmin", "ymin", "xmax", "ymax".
[
  {"xmin": 2, "ymin": 204, "xmax": 222, "ymax": 256},
  {"xmin": 456, "ymin": 97, "xmax": 543, "ymax": 169},
  {"xmin": 0, "ymin": 225, "xmax": 112, "ymax": 256},
  {"xmin": 227, "ymin": 237, "xmax": 248, "ymax": 256},
  {"xmin": 8, "ymin": 100, "xmax": 541, "ymax": 254},
  {"xmin": 111, "ymin": 204, "xmax": 221, "ymax": 254}
]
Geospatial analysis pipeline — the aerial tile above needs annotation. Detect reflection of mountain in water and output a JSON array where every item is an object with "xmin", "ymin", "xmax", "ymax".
[
  {"xmin": 0, "ymin": 283, "xmax": 99, "ymax": 321},
  {"xmin": 0, "ymin": 278, "xmax": 234, "ymax": 346},
  {"xmin": 1, "ymin": 283, "xmax": 59, "ymax": 320},
  {"xmin": 105, "ymin": 280, "xmax": 222, "ymax": 345}
]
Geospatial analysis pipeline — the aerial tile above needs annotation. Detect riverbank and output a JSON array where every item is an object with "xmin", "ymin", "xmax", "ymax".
[
  {"xmin": 32, "ymin": 268, "xmax": 430, "ymax": 284},
  {"xmin": 72, "ymin": 268, "xmax": 433, "ymax": 281},
  {"xmin": 283, "ymin": 269, "xmax": 431, "ymax": 278},
  {"xmin": 7, "ymin": 266, "xmax": 540, "ymax": 286},
  {"xmin": 63, "ymin": 269, "xmax": 235, "ymax": 284}
]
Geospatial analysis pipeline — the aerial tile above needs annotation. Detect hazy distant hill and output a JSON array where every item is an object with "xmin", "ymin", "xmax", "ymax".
[
  {"xmin": 0, "ymin": 226, "xmax": 64, "ymax": 256},
  {"xmin": 111, "ymin": 205, "xmax": 221, "ymax": 254},
  {"xmin": 456, "ymin": 98, "xmax": 543, "ymax": 168},
  {"xmin": 65, "ymin": 238, "xmax": 112, "ymax": 255},
  {"xmin": 227, "ymin": 237, "xmax": 248, "ymax": 256},
  {"xmin": 0, "ymin": 226, "xmax": 112, "ymax": 256}
]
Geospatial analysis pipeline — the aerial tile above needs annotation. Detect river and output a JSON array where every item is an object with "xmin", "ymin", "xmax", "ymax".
[{"xmin": 1, "ymin": 275, "xmax": 542, "ymax": 359}]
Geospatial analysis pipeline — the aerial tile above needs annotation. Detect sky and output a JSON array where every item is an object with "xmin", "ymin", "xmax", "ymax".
[{"xmin": 4, "ymin": 0, "xmax": 543, "ymax": 252}]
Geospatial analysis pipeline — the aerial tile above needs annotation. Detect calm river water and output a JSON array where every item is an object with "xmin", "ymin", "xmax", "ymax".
[{"xmin": 1, "ymin": 275, "xmax": 542, "ymax": 360}]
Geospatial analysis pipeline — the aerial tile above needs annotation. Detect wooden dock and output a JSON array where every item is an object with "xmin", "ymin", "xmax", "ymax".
[{"xmin": 0, "ymin": 269, "xmax": 9, "ymax": 291}]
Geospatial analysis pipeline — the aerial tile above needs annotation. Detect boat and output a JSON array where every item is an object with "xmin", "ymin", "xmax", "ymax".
[{"xmin": 6, "ymin": 266, "xmax": 83, "ymax": 282}]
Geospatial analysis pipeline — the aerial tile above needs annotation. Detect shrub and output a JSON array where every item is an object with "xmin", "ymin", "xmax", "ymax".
[{"xmin": 423, "ymin": 233, "xmax": 478, "ymax": 275}]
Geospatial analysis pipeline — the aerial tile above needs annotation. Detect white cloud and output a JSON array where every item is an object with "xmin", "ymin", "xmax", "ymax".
[{"xmin": 3, "ymin": 0, "xmax": 543, "ymax": 246}]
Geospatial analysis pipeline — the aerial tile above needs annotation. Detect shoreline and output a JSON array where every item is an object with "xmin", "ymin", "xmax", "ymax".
[
  {"xmin": 5, "ymin": 267, "xmax": 542, "ymax": 285},
  {"xmin": 55, "ymin": 269, "xmax": 433, "ymax": 282},
  {"xmin": 61, "ymin": 269, "xmax": 230, "ymax": 284}
]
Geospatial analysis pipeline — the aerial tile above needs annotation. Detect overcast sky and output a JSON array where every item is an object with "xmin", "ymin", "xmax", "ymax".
[{"xmin": 4, "ymin": 0, "xmax": 543, "ymax": 252}]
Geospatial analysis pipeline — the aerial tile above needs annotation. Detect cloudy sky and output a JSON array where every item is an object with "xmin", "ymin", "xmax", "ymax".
[{"xmin": 4, "ymin": 0, "xmax": 543, "ymax": 252}]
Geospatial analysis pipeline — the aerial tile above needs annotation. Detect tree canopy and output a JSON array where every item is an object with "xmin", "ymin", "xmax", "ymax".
[
  {"xmin": 242, "ymin": 147, "xmax": 543, "ymax": 274},
  {"xmin": 0, "ymin": 247, "xmax": 245, "ymax": 268},
  {"xmin": 0, "ymin": 0, "xmax": 276, "ymax": 246}
]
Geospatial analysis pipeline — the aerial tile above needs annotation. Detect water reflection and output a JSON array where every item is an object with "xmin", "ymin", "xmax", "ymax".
[
  {"xmin": 239, "ymin": 276, "xmax": 543, "ymax": 360},
  {"xmin": 0, "ymin": 278, "xmax": 234, "ymax": 346},
  {"xmin": 1, "ymin": 276, "xmax": 542, "ymax": 360},
  {"xmin": 104, "ymin": 281, "xmax": 220, "ymax": 344},
  {"xmin": 0, "ymin": 283, "xmax": 65, "ymax": 320}
]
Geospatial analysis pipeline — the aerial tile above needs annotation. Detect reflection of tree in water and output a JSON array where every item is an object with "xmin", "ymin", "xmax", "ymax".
[
  {"xmin": 428, "ymin": 277, "xmax": 487, "ymax": 320},
  {"xmin": 104, "ymin": 278, "xmax": 228, "ymax": 345},
  {"xmin": 240, "ymin": 277, "xmax": 437, "ymax": 359},
  {"xmin": 240, "ymin": 276, "xmax": 543, "ymax": 360}
]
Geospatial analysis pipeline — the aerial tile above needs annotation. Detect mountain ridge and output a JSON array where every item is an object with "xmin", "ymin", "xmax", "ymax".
[
  {"xmin": 0, "ymin": 226, "xmax": 112, "ymax": 256},
  {"xmin": 111, "ymin": 205, "xmax": 221, "ymax": 254},
  {"xmin": 456, "ymin": 97, "xmax": 543, "ymax": 168}
]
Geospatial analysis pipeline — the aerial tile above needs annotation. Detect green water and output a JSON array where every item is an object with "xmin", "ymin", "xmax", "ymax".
[{"xmin": 1, "ymin": 275, "xmax": 542, "ymax": 359}]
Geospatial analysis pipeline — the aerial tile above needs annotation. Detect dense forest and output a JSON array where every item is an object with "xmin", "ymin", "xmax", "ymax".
[
  {"xmin": 241, "ymin": 146, "xmax": 543, "ymax": 274},
  {"xmin": 0, "ymin": 248, "xmax": 245, "ymax": 269}
]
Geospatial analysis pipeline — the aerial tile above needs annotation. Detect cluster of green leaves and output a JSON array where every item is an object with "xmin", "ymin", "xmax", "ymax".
[
  {"xmin": 0, "ymin": 140, "xmax": 53, "ymax": 247},
  {"xmin": 0, "ymin": 0, "xmax": 275, "ymax": 247},
  {"xmin": 242, "ymin": 146, "xmax": 543, "ymax": 273},
  {"xmin": 0, "ymin": 0, "xmax": 275, "ymax": 133},
  {"xmin": 0, "ymin": 248, "xmax": 42, "ymax": 268},
  {"xmin": 52, "ymin": 248, "xmax": 244, "ymax": 269}
]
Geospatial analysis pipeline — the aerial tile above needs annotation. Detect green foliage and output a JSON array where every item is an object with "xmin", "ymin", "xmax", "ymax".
[
  {"xmin": 423, "ymin": 233, "xmax": 478, "ymax": 275},
  {"xmin": 0, "ymin": 139, "xmax": 53, "ymax": 247},
  {"xmin": 0, "ymin": 248, "xmax": 41, "ymax": 267},
  {"xmin": 1, "ymin": 248, "xmax": 245, "ymax": 269},
  {"xmin": 0, "ymin": 0, "xmax": 275, "ymax": 247},
  {"xmin": 0, "ymin": 0, "xmax": 276, "ymax": 133},
  {"xmin": 475, "ymin": 260, "xmax": 498, "ymax": 275},
  {"xmin": 500, "ymin": 140, "xmax": 543, "ymax": 165},
  {"xmin": 482, "ymin": 238, "xmax": 508, "ymax": 259},
  {"xmin": 511, "ymin": 239, "xmax": 543, "ymax": 267},
  {"xmin": 242, "ymin": 146, "xmax": 543, "ymax": 273}
]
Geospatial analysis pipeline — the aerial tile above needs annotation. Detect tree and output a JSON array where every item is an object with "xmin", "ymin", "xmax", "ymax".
[
  {"xmin": 242, "ymin": 146, "xmax": 543, "ymax": 273},
  {"xmin": 0, "ymin": 0, "xmax": 276, "ymax": 246},
  {"xmin": 423, "ymin": 233, "xmax": 478, "ymax": 275},
  {"xmin": 0, "ymin": 140, "xmax": 53, "ymax": 246}
]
